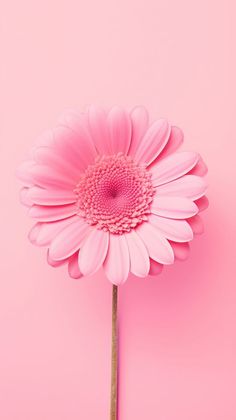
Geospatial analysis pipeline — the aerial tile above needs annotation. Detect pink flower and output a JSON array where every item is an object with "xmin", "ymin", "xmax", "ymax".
[{"xmin": 17, "ymin": 106, "xmax": 208, "ymax": 284}]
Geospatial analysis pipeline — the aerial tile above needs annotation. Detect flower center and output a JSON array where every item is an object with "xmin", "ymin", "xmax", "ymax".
[{"xmin": 74, "ymin": 153, "xmax": 154, "ymax": 234}]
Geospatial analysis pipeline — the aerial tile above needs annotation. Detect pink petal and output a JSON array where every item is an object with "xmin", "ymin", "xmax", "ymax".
[
  {"xmin": 148, "ymin": 259, "xmax": 163, "ymax": 275},
  {"xmin": 59, "ymin": 109, "xmax": 90, "ymax": 130},
  {"xmin": 52, "ymin": 127, "xmax": 86, "ymax": 173},
  {"xmin": 188, "ymin": 215, "xmax": 204, "ymax": 234},
  {"xmin": 88, "ymin": 105, "xmax": 111, "ymax": 155},
  {"xmin": 34, "ymin": 146, "xmax": 80, "ymax": 182},
  {"xmin": 20, "ymin": 187, "xmax": 33, "ymax": 207},
  {"xmin": 49, "ymin": 218, "xmax": 90, "ymax": 261},
  {"xmin": 54, "ymin": 123, "xmax": 97, "ymax": 172},
  {"xmin": 29, "ymin": 164, "xmax": 76, "ymax": 189},
  {"xmin": 57, "ymin": 109, "xmax": 82, "ymax": 126},
  {"xmin": 47, "ymin": 250, "xmax": 67, "ymax": 267},
  {"xmin": 108, "ymin": 107, "xmax": 132, "ymax": 155},
  {"xmin": 149, "ymin": 214, "xmax": 193, "ymax": 242},
  {"xmin": 151, "ymin": 151, "xmax": 199, "ymax": 187},
  {"xmin": 155, "ymin": 175, "xmax": 207, "ymax": 200},
  {"xmin": 28, "ymin": 186, "xmax": 77, "ymax": 206},
  {"xmin": 189, "ymin": 157, "xmax": 208, "ymax": 176},
  {"xmin": 151, "ymin": 196, "xmax": 198, "ymax": 219},
  {"xmin": 169, "ymin": 241, "xmax": 190, "ymax": 260},
  {"xmin": 68, "ymin": 253, "xmax": 82, "ymax": 279},
  {"xmin": 195, "ymin": 196, "xmax": 209, "ymax": 212},
  {"xmin": 29, "ymin": 204, "xmax": 77, "ymax": 222},
  {"xmin": 103, "ymin": 234, "xmax": 130, "ymax": 285},
  {"xmin": 134, "ymin": 119, "xmax": 171, "ymax": 166},
  {"xmin": 28, "ymin": 223, "xmax": 42, "ymax": 245},
  {"xmin": 79, "ymin": 229, "xmax": 109, "ymax": 276},
  {"xmin": 155, "ymin": 126, "xmax": 183, "ymax": 161},
  {"xmin": 16, "ymin": 160, "xmax": 36, "ymax": 187},
  {"xmin": 125, "ymin": 230, "xmax": 150, "ymax": 277},
  {"xmin": 29, "ymin": 215, "xmax": 79, "ymax": 246},
  {"xmin": 136, "ymin": 222, "xmax": 174, "ymax": 265},
  {"xmin": 33, "ymin": 129, "xmax": 55, "ymax": 150},
  {"xmin": 128, "ymin": 106, "xmax": 149, "ymax": 157}
]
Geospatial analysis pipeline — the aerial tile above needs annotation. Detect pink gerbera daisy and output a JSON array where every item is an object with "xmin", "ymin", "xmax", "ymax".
[{"xmin": 17, "ymin": 106, "xmax": 208, "ymax": 285}]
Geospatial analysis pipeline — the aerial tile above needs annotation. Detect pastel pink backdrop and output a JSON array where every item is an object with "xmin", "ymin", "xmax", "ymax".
[{"xmin": 0, "ymin": 1, "xmax": 235, "ymax": 419}]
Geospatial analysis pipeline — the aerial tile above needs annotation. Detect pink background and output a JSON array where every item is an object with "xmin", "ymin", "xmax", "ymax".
[{"xmin": 1, "ymin": 1, "xmax": 235, "ymax": 419}]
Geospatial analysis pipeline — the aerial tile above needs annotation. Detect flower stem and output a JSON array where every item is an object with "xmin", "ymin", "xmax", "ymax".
[{"xmin": 110, "ymin": 284, "xmax": 118, "ymax": 420}]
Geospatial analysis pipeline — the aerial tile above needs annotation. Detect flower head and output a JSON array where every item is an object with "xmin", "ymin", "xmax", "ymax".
[{"xmin": 17, "ymin": 106, "xmax": 208, "ymax": 284}]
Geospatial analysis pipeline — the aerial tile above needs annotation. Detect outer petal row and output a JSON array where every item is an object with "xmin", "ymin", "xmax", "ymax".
[
  {"xmin": 151, "ymin": 196, "xmax": 198, "ymax": 219},
  {"xmin": 103, "ymin": 234, "xmax": 130, "ymax": 285},
  {"xmin": 88, "ymin": 106, "xmax": 132, "ymax": 156},
  {"xmin": 87, "ymin": 106, "xmax": 182, "ymax": 168},
  {"xmin": 150, "ymin": 151, "xmax": 199, "ymax": 187},
  {"xmin": 30, "ymin": 215, "xmax": 198, "ymax": 283}
]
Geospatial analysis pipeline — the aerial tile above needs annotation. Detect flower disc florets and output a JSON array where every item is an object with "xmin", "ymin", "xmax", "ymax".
[{"xmin": 75, "ymin": 152, "xmax": 154, "ymax": 234}]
